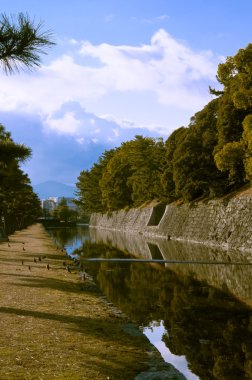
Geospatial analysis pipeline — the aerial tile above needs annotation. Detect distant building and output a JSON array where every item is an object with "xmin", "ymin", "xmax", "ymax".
[
  {"xmin": 42, "ymin": 198, "xmax": 57, "ymax": 214},
  {"xmin": 41, "ymin": 197, "xmax": 77, "ymax": 215}
]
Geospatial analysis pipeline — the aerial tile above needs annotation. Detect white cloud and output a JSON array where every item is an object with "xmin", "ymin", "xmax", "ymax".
[
  {"xmin": 69, "ymin": 38, "xmax": 79, "ymax": 45},
  {"xmin": 39, "ymin": 101, "xmax": 164, "ymax": 149},
  {"xmin": 105, "ymin": 13, "xmax": 115, "ymax": 23},
  {"xmin": 44, "ymin": 111, "xmax": 82, "ymax": 134},
  {"xmin": 91, "ymin": 138, "xmax": 99, "ymax": 144},
  {"xmin": 0, "ymin": 29, "xmax": 219, "ymax": 136},
  {"xmin": 76, "ymin": 137, "xmax": 85, "ymax": 144},
  {"xmin": 141, "ymin": 14, "xmax": 170, "ymax": 24},
  {"xmin": 157, "ymin": 15, "xmax": 169, "ymax": 21}
]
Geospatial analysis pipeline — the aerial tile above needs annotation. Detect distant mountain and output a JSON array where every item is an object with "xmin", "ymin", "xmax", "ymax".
[{"xmin": 33, "ymin": 181, "xmax": 76, "ymax": 200}]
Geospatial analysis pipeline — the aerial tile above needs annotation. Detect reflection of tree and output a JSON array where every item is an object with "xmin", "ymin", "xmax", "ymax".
[
  {"xmin": 47, "ymin": 226, "xmax": 89, "ymax": 248},
  {"xmin": 80, "ymin": 241, "xmax": 252, "ymax": 380}
]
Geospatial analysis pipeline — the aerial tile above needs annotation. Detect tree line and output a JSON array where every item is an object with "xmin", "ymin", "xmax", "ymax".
[
  {"xmin": 0, "ymin": 13, "xmax": 54, "ymax": 235},
  {"xmin": 76, "ymin": 43, "xmax": 252, "ymax": 213}
]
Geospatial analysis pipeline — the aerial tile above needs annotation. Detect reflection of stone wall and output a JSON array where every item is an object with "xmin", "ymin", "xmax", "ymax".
[
  {"xmin": 90, "ymin": 195, "xmax": 252, "ymax": 253},
  {"xmin": 89, "ymin": 227, "xmax": 153, "ymax": 259},
  {"xmin": 89, "ymin": 228, "xmax": 252, "ymax": 302},
  {"xmin": 158, "ymin": 240, "xmax": 252, "ymax": 302}
]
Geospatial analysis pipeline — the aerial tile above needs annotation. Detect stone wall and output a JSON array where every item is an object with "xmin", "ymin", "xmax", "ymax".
[
  {"xmin": 89, "ymin": 194, "xmax": 252, "ymax": 253},
  {"xmin": 89, "ymin": 228, "xmax": 252, "ymax": 301}
]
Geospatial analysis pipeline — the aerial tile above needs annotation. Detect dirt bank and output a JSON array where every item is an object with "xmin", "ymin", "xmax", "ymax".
[{"xmin": 0, "ymin": 223, "xmax": 183, "ymax": 380}]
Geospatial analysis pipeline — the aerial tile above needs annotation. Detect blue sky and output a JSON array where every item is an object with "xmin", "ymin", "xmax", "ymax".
[{"xmin": 0, "ymin": 0, "xmax": 251, "ymax": 186}]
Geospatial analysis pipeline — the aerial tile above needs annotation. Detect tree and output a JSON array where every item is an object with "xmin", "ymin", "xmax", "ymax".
[
  {"xmin": 0, "ymin": 13, "xmax": 54, "ymax": 235},
  {"xmin": 100, "ymin": 148, "xmax": 133, "ymax": 210},
  {"xmin": 76, "ymin": 44, "xmax": 252, "ymax": 209},
  {"xmin": 0, "ymin": 12, "xmax": 55, "ymax": 74},
  {"xmin": 171, "ymin": 100, "xmax": 224, "ymax": 201},
  {"xmin": 0, "ymin": 162, "xmax": 41, "ymax": 234},
  {"xmin": 53, "ymin": 198, "xmax": 75, "ymax": 223},
  {"xmin": 76, "ymin": 149, "xmax": 116, "ymax": 213},
  {"xmin": 214, "ymin": 141, "xmax": 245, "ymax": 186},
  {"xmin": 216, "ymin": 44, "xmax": 252, "ymax": 111},
  {"xmin": 213, "ymin": 44, "xmax": 252, "ymax": 188},
  {"xmin": 0, "ymin": 124, "xmax": 31, "ymax": 182},
  {"xmin": 126, "ymin": 136, "xmax": 166, "ymax": 206},
  {"xmin": 242, "ymin": 115, "xmax": 252, "ymax": 182},
  {"xmin": 161, "ymin": 127, "xmax": 187, "ymax": 202}
]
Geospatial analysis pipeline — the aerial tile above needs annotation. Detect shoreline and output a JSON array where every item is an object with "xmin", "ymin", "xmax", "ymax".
[{"xmin": 0, "ymin": 223, "xmax": 183, "ymax": 380}]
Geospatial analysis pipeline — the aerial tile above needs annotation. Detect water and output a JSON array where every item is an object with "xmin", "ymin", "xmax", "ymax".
[
  {"xmin": 46, "ymin": 225, "xmax": 252, "ymax": 380},
  {"xmin": 143, "ymin": 321, "xmax": 200, "ymax": 380},
  {"xmin": 46, "ymin": 224, "xmax": 90, "ymax": 256}
]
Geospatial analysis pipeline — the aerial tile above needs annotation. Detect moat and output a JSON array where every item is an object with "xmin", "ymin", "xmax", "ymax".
[{"xmin": 47, "ymin": 225, "xmax": 252, "ymax": 380}]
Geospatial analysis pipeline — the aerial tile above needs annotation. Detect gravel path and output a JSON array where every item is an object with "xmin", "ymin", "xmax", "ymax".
[{"xmin": 0, "ymin": 223, "xmax": 155, "ymax": 380}]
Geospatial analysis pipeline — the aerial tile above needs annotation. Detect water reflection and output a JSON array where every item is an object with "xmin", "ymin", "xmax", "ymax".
[
  {"xmin": 90, "ymin": 228, "xmax": 252, "ymax": 302},
  {"xmin": 79, "ymin": 242, "xmax": 252, "ymax": 380},
  {"xmin": 46, "ymin": 226, "xmax": 252, "ymax": 380},
  {"xmin": 46, "ymin": 224, "xmax": 90, "ymax": 255},
  {"xmin": 143, "ymin": 321, "xmax": 199, "ymax": 380}
]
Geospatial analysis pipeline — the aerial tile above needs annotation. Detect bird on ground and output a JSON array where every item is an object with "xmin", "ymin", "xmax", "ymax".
[
  {"xmin": 28, "ymin": 265, "xmax": 31, "ymax": 271},
  {"xmin": 34, "ymin": 258, "xmax": 37, "ymax": 263},
  {"xmin": 22, "ymin": 247, "xmax": 25, "ymax": 251},
  {"xmin": 46, "ymin": 264, "xmax": 50, "ymax": 270},
  {"xmin": 38, "ymin": 257, "xmax": 41, "ymax": 262}
]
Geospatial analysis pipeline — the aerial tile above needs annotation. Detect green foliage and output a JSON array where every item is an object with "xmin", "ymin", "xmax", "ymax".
[
  {"xmin": 0, "ymin": 12, "xmax": 53, "ymax": 234},
  {"xmin": 76, "ymin": 43, "xmax": 252, "ymax": 210},
  {"xmin": 100, "ymin": 148, "xmax": 133, "ymax": 210},
  {"xmin": 217, "ymin": 44, "xmax": 252, "ymax": 110},
  {"xmin": 172, "ymin": 100, "xmax": 225, "ymax": 200},
  {"xmin": 76, "ymin": 149, "xmax": 116, "ymax": 213},
  {"xmin": 161, "ymin": 127, "xmax": 187, "ymax": 202},
  {"xmin": 76, "ymin": 137, "xmax": 166, "ymax": 213},
  {"xmin": 0, "ymin": 124, "xmax": 41, "ymax": 234},
  {"xmin": 53, "ymin": 198, "xmax": 77, "ymax": 222},
  {"xmin": 242, "ymin": 115, "xmax": 252, "ymax": 182},
  {"xmin": 0, "ymin": 164, "xmax": 41, "ymax": 234},
  {"xmin": 213, "ymin": 44, "xmax": 252, "ymax": 188},
  {"xmin": 125, "ymin": 136, "xmax": 166, "ymax": 206},
  {"xmin": 76, "ymin": 168, "xmax": 103, "ymax": 213},
  {"xmin": 215, "ymin": 93, "xmax": 246, "ymax": 148},
  {"xmin": 214, "ymin": 141, "xmax": 245, "ymax": 185},
  {"xmin": 0, "ymin": 12, "xmax": 55, "ymax": 74}
]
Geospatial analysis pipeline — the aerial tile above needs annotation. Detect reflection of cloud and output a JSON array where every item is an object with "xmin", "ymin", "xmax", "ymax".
[
  {"xmin": 0, "ymin": 29, "xmax": 219, "ymax": 135},
  {"xmin": 143, "ymin": 322, "xmax": 200, "ymax": 380}
]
